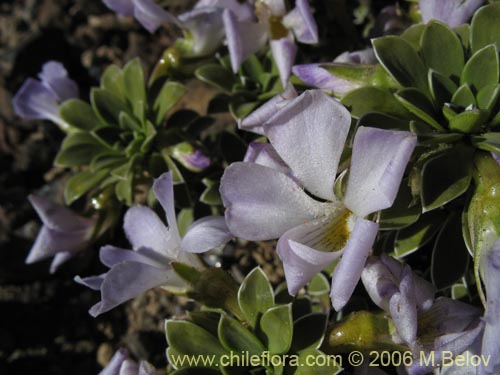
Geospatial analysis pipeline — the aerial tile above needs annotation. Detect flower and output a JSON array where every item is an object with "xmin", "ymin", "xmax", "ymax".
[
  {"xmin": 292, "ymin": 48, "xmax": 377, "ymax": 95},
  {"xmin": 223, "ymin": 0, "xmax": 318, "ymax": 85},
  {"xmin": 103, "ymin": 0, "xmax": 252, "ymax": 57},
  {"xmin": 419, "ymin": 0, "xmax": 484, "ymax": 27},
  {"xmin": 12, "ymin": 61, "xmax": 78, "ymax": 130},
  {"xmin": 75, "ymin": 172, "xmax": 232, "ymax": 317},
  {"xmin": 361, "ymin": 255, "xmax": 489, "ymax": 375},
  {"xmin": 26, "ymin": 195, "xmax": 97, "ymax": 273},
  {"xmin": 99, "ymin": 348, "xmax": 157, "ymax": 375},
  {"xmin": 220, "ymin": 89, "xmax": 416, "ymax": 310}
]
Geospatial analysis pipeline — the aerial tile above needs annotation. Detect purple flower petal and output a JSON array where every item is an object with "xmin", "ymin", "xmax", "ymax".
[
  {"xmin": 223, "ymin": 9, "xmax": 268, "ymax": 73},
  {"xmin": 39, "ymin": 61, "xmax": 79, "ymax": 101},
  {"xmin": 49, "ymin": 251, "xmax": 73, "ymax": 274},
  {"xmin": 239, "ymin": 83, "xmax": 297, "ymax": 134},
  {"xmin": 75, "ymin": 274, "xmax": 106, "ymax": 291},
  {"xmin": 123, "ymin": 206, "xmax": 177, "ymax": 257},
  {"xmin": 88, "ymin": 261, "xmax": 184, "ymax": 317},
  {"xmin": 263, "ymin": 90, "xmax": 350, "ymax": 201},
  {"xmin": 277, "ymin": 218, "xmax": 347, "ymax": 295},
  {"xmin": 220, "ymin": 162, "xmax": 327, "ymax": 240},
  {"xmin": 99, "ymin": 348, "xmax": 129, "ymax": 375},
  {"xmin": 152, "ymin": 172, "xmax": 182, "ymax": 245},
  {"xmin": 138, "ymin": 361, "xmax": 157, "ymax": 375},
  {"xmin": 292, "ymin": 63, "xmax": 362, "ymax": 94},
  {"xmin": 262, "ymin": 0, "xmax": 287, "ymax": 16},
  {"xmin": 389, "ymin": 266, "xmax": 418, "ymax": 344},
  {"xmin": 120, "ymin": 359, "xmax": 140, "ymax": 374},
  {"xmin": 195, "ymin": 0, "xmax": 254, "ymax": 20},
  {"xmin": 100, "ymin": 245, "xmax": 168, "ymax": 268},
  {"xmin": 343, "ymin": 127, "xmax": 417, "ymax": 218},
  {"xmin": 283, "ymin": 0, "xmax": 318, "ymax": 44},
  {"xmin": 270, "ymin": 35, "xmax": 298, "ymax": 85},
  {"xmin": 330, "ymin": 218, "xmax": 379, "ymax": 311},
  {"xmin": 419, "ymin": 0, "xmax": 484, "ymax": 27},
  {"xmin": 133, "ymin": 0, "xmax": 178, "ymax": 33},
  {"xmin": 178, "ymin": 7, "xmax": 225, "ymax": 56},
  {"xmin": 243, "ymin": 142, "xmax": 290, "ymax": 175},
  {"xmin": 103, "ymin": 0, "xmax": 134, "ymax": 16},
  {"xmin": 180, "ymin": 216, "xmax": 232, "ymax": 253},
  {"xmin": 334, "ymin": 48, "xmax": 377, "ymax": 65}
]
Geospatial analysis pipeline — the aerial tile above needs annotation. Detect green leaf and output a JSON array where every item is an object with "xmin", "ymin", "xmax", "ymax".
[
  {"xmin": 477, "ymin": 84, "xmax": 500, "ymax": 112},
  {"xmin": 195, "ymin": 64, "xmax": 237, "ymax": 92},
  {"xmin": 171, "ymin": 368, "xmax": 221, "ymax": 375},
  {"xmin": 428, "ymin": 70, "xmax": 457, "ymax": 106},
  {"xmin": 395, "ymin": 88, "xmax": 444, "ymax": 130},
  {"xmin": 356, "ymin": 112, "xmax": 410, "ymax": 131},
  {"xmin": 242, "ymin": 55, "xmax": 265, "ymax": 83},
  {"xmin": 394, "ymin": 210, "xmax": 446, "ymax": 257},
  {"xmin": 471, "ymin": 2, "xmax": 500, "ymax": 53},
  {"xmin": 91, "ymin": 88, "xmax": 126, "ymax": 126},
  {"xmin": 372, "ymin": 36, "xmax": 428, "ymax": 92},
  {"xmin": 290, "ymin": 314, "xmax": 327, "ymax": 352},
  {"xmin": 163, "ymin": 153, "xmax": 185, "ymax": 184},
  {"xmin": 119, "ymin": 111, "xmax": 142, "ymax": 132},
  {"xmin": 307, "ymin": 273, "xmax": 330, "ymax": 296},
  {"xmin": 154, "ymin": 81, "xmax": 187, "ymax": 125},
  {"xmin": 341, "ymin": 87, "xmax": 408, "ymax": 118},
  {"xmin": 380, "ymin": 179, "xmax": 421, "ymax": 230},
  {"xmin": 431, "ymin": 212, "xmax": 470, "ymax": 289},
  {"xmin": 288, "ymin": 349, "xmax": 341, "ymax": 375},
  {"xmin": 90, "ymin": 153, "xmax": 125, "ymax": 172},
  {"xmin": 472, "ymin": 132, "xmax": 500, "ymax": 153},
  {"xmin": 200, "ymin": 178, "xmax": 222, "ymax": 206},
  {"xmin": 454, "ymin": 24, "xmax": 471, "ymax": 52},
  {"xmin": 101, "ymin": 64, "xmax": 125, "ymax": 100},
  {"xmin": 400, "ymin": 23, "xmax": 425, "ymax": 50},
  {"xmin": 166, "ymin": 320, "xmax": 227, "ymax": 368},
  {"xmin": 55, "ymin": 132, "xmax": 108, "ymax": 167},
  {"xmin": 451, "ymin": 84, "xmax": 477, "ymax": 108},
  {"xmin": 123, "ymin": 58, "xmax": 146, "ymax": 122},
  {"xmin": 421, "ymin": 21, "xmax": 464, "ymax": 80},
  {"xmin": 260, "ymin": 304, "xmax": 293, "ymax": 354},
  {"xmin": 115, "ymin": 176, "xmax": 134, "ymax": 205},
  {"xmin": 189, "ymin": 311, "xmax": 221, "ymax": 337},
  {"xmin": 420, "ymin": 144, "xmax": 474, "ymax": 211},
  {"xmin": 448, "ymin": 109, "xmax": 488, "ymax": 133},
  {"xmin": 64, "ymin": 169, "xmax": 109, "ymax": 205},
  {"xmin": 60, "ymin": 99, "xmax": 101, "ymax": 131},
  {"xmin": 229, "ymin": 100, "xmax": 260, "ymax": 120},
  {"xmin": 461, "ymin": 44, "xmax": 499, "ymax": 93},
  {"xmin": 218, "ymin": 315, "xmax": 265, "ymax": 355},
  {"xmin": 178, "ymin": 208, "xmax": 194, "ymax": 237},
  {"xmin": 238, "ymin": 267, "xmax": 274, "ymax": 328}
]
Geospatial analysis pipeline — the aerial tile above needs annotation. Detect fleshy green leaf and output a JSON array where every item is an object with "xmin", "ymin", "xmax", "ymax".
[
  {"xmin": 428, "ymin": 70, "xmax": 457, "ymax": 107},
  {"xmin": 307, "ymin": 273, "xmax": 330, "ymax": 296},
  {"xmin": 477, "ymin": 84, "xmax": 500, "ymax": 112},
  {"xmin": 400, "ymin": 23, "xmax": 425, "ymax": 50},
  {"xmin": 454, "ymin": 24, "xmax": 471, "ymax": 52},
  {"xmin": 59, "ymin": 99, "xmax": 101, "ymax": 131},
  {"xmin": 195, "ymin": 64, "xmax": 237, "ymax": 92},
  {"xmin": 260, "ymin": 304, "xmax": 293, "ymax": 354},
  {"xmin": 431, "ymin": 212, "xmax": 470, "ymax": 289},
  {"xmin": 341, "ymin": 87, "xmax": 409, "ymax": 118},
  {"xmin": 472, "ymin": 132, "xmax": 500, "ymax": 153},
  {"xmin": 394, "ymin": 210, "xmax": 446, "ymax": 258},
  {"xmin": 372, "ymin": 36, "xmax": 428, "ymax": 92},
  {"xmin": 421, "ymin": 21, "xmax": 464, "ymax": 80},
  {"xmin": 461, "ymin": 44, "xmax": 499, "ymax": 93},
  {"xmin": 154, "ymin": 81, "xmax": 187, "ymax": 125},
  {"xmin": 287, "ymin": 349, "xmax": 341, "ymax": 375},
  {"xmin": 55, "ymin": 132, "xmax": 108, "ymax": 167},
  {"xmin": 395, "ymin": 88, "xmax": 444, "ymax": 130},
  {"xmin": 290, "ymin": 314, "xmax": 327, "ymax": 352},
  {"xmin": 218, "ymin": 315, "xmax": 265, "ymax": 355},
  {"xmin": 123, "ymin": 58, "xmax": 146, "ymax": 122},
  {"xmin": 101, "ymin": 64, "xmax": 125, "ymax": 100},
  {"xmin": 471, "ymin": 2, "xmax": 500, "ymax": 53},
  {"xmin": 91, "ymin": 88, "xmax": 127, "ymax": 126},
  {"xmin": 177, "ymin": 208, "xmax": 194, "ymax": 237},
  {"xmin": 200, "ymin": 178, "xmax": 222, "ymax": 206},
  {"xmin": 238, "ymin": 267, "xmax": 274, "ymax": 328},
  {"xmin": 64, "ymin": 169, "xmax": 109, "ymax": 205},
  {"xmin": 451, "ymin": 84, "xmax": 476, "ymax": 108},
  {"xmin": 448, "ymin": 109, "xmax": 487, "ymax": 133},
  {"xmin": 380, "ymin": 179, "xmax": 421, "ymax": 230}
]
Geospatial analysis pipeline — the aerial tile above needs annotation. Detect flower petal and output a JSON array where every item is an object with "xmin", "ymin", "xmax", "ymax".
[
  {"xmin": 180, "ymin": 216, "xmax": 232, "ymax": 253},
  {"xmin": 98, "ymin": 348, "xmax": 129, "ymax": 375},
  {"xmin": 12, "ymin": 79, "xmax": 68, "ymax": 129},
  {"xmin": 239, "ymin": 83, "xmax": 297, "ymax": 135},
  {"xmin": 123, "ymin": 205, "xmax": 177, "ymax": 257},
  {"xmin": 220, "ymin": 162, "xmax": 327, "ymax": 240},
  {"xmin": 334, "ymin": 48, "xmax": 377, "ymax": 64},
  {"xmin": 88, "ymin": 262, "xmax": 184, "ymax": 317},
  {"xmin": 194, "ymin": 0, "xmax": 253, "ymax": 20},
  {"xmin": 262, "ymin": 0, "xmax": 286, "ymax": 15},
  {"xmin": 38, "ymin": 61, "xmax": 79, "ymax": 101},
  {"xmin": 152, "ymin": 172, "xmax": 181, "ymax": 246},
  {"xmin": 263, "ymin": 90, "xmax": 350, "ymax": 201},
  {"xmin": 133, "ymin": 0, "xmax": 178, "ymax": 33},
  {"xmin": 330, "ymin": 218, "xmax": 379, "ymax": 311},
  {"xmin": 419, "ymin": 0, "xmax": 484, "ymax": 27},
  {"xmin": 178, "ymin": 7, "xmax": 225, "ymax": 56},
  {"xmin": 270, "ymin": 35, "xmax": 298, "ymax": 85},
  {"xmin": 49, "ymin": 251, "xmax": 73, "ymax": 273},
  {"xmin": 244, "ymin": 142, "xmax": 290, "ymax": 175},
  {"xmin": 223, "ymin": 9, "xmax": 268, "ymax": 73},
  {"xmin": 100, "ymin": 245, "xmax": 168, "ymax": 268},
  {"xmin": 283, "ymin": 0, "xmax": 318, "ymax": 44},
  {"xmin": 277, "ymin": 215, "xmax": 350, "ymax": 295},
  {"xmin": 103, "ymin": 0, "xmax": 134, "ymax": 16},
  {"xmin": 292, "ymin": 63, "xmax": 361, "ymax": 95},
  {"xmin": 75, "ymin": 274, "xmax": 106, "ymax": 291},
  {"xmin": 389, "ymin": 266, "xmax": 418, "ymax": 344},
  {"xmin": 344, "ymin": 127, "xmax": 417, "ymax": 218}
]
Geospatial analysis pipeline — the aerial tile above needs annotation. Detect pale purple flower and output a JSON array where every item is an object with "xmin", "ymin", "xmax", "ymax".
[
  {"xmin": 169, "ymin": 142, "xmax": 211, "ymax": 172},
  {"xmin": 419, "ymin": 0, "xmax": 484, "ymax": 27},
  {"xmin": 220, "ymin": 89, "xmax": 417, "ymax": 311},
  {"xmin": 103, "ymin": 0, "xmax": 252, "ymax": 57},
  {"xmin": 12, "ymin": 61, "xmax": 78, "ymax": 130},
  {"xmin": 76, "ymin": 172, "xmax": 232, "ymax": 317},
  {"xmin": 292, "ymin": 48, "xmax": 376, "ymax": 95},
  {"xmin": 99, "ymin": 348, "xmax": 157, "ymax": 375},
  {"xmin": 362, "ymin": 255, "xmax": 488, "ymax": 375},
  {"xmin": 27, "ymin": 195, "xmax": 97, "ymax": 274},
  {"xmin": 223, "ymin": 0, "xmax": 319, "ymax": 85}
]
